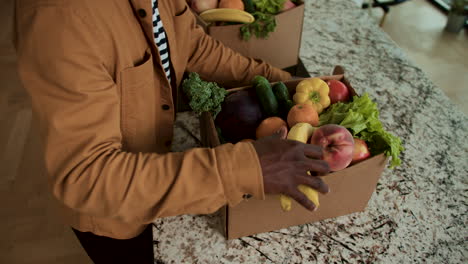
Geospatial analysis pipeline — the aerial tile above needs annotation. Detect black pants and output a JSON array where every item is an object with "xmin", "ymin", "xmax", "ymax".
[{"xmin": 72, "ymin": 225, "xmax": 154, "ymax": 264}]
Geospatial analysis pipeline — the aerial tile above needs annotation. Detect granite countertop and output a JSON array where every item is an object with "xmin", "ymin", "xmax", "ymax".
[{"xmin": 152, "ymin": 0, "xmax": 468, "ymax": 263}]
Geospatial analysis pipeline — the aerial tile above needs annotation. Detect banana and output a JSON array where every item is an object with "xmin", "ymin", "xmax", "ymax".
[
  {"xmin": 287, "ymin": 123, "xmax": 316, "ymax": 143},
  {"xmin": 280, "ymin": 123, "xmax": 320, "ymax": 212},
  {"xmin": 298, "ymin": 180, "xmax": 320, "ymax": 207},
  {"xmin": 280, "ymin": 182, "xmax": 320, "ymax": 211},
  {"xmin": 280, "ymin": 194, "xmax": 292, "ymax": 211},
  {"xmin": 199, "ymin": 8, "xmax": 255, "ymax": 24}
]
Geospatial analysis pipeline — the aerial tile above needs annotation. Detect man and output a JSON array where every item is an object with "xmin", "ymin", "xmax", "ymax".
[{"xmin": 15, "ymin": 0, "xmax": 330, "ymax": 263}]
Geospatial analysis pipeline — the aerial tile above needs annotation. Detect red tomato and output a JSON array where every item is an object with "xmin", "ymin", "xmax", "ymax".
[{"xmin": 327, "ymin": 80, "xmax": 350, "ymax": 104}]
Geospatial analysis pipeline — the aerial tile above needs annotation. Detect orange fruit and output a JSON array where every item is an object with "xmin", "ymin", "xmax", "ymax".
[
  {"xmin": 287, "ymin": 103, "xmax": 319, "ymax": 127},
  {"xmin": 255, "ymin": 117, "xmax": 287, "ymax": 139},
  {"xmin": 218, "ymin": 0, "xmax": 244, "ymax": 10}
]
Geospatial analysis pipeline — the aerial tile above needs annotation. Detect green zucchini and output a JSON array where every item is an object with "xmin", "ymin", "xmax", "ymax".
[
  {"xmin": 272, "ymin": 82, "xmax": 291, "ymax": 102},
  {"xmin": 284, "ymin": 99, "xmax": 295, "ymax": 111},
  {"xmin": 273, "ymin": 82, "xmax": 294, "ymax": 118},
  {"xmin": 253, "ymin": 76, "xmax": 279, "ymax": 117}
]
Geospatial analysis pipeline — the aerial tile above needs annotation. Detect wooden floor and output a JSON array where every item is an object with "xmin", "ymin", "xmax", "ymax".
[
  {"xmin": 379, "ymin": 0, "xmax": 468, "ymax": 115},
  {"xmin": 0, "ymin": 0, "xmax": 92, "ymax": 263},
  {"xmin": 1, "ymin": 0, "xmax": 467, "ymax": 263}
]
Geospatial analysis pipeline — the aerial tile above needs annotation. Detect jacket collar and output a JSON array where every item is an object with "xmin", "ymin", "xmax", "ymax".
[{"xmin": 129, "ymin": 0, "xmax": 177, "ymax": 87}]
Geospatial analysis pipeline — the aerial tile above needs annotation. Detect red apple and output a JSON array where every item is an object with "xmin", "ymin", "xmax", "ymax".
[
  {"xmin": 327, "ymin": 80, "xmax": 350, "ymax": 104},
  {"xmin": 310, "ymin": 124, "xmax": 354, "ymax": 171},
  {"xmin": 351, "ymin": 138, "xmax": 371, "ymax": 164},
  {"xmin": 191, "ymin": 0, "xmax": 218, "ymax": 14},
  {"xmin": 282, "ymin": 0, "xmax": 296, "ymax": 11}
]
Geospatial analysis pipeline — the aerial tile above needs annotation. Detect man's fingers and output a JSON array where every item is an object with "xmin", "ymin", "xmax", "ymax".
[
  {"xmin": 263, "ymin": 126, "xmax": 288, "ymax": 141},
  {"xmin": 303, "ymin": 144, "xmax": 324, "ymax": 159},
  {"xmin": 287, "ymin": 189, "xmax": 316, "ymax": 211},
  {"xmin": 297, "ymin": 174, "xmax": 330, "ymax": 194},
  {"xmin": 297, "ymin": 160, "xmax": 330, "ymax": 175},
  {"xmin": 275, "ymin": 126, "xmax": 288, "ymax": 140}
]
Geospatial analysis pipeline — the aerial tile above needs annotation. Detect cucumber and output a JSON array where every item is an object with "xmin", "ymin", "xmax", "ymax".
[
  {"xmin": 253, "ymin": 76, "xmax": 279, "ymax": 117},
  {"xmin": 252, "ymin": 75, "xmax": 270, "ymax": 87},
  {"xmin": 273, "ymin": 82, "xmax": 294, "ymax": 118},
  {"xmin": 272, "ymin": 82, "xmax": 291, "ymax": 102},
  {"xmin": 284, "ymin": 99, "xmax": 295, "ymax": 111}
]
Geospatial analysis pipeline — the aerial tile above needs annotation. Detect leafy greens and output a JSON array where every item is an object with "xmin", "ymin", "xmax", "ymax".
[
  {"xmin": 252, "ymin": 0, "xmax": 286, "ymax": 14},
  {"xmin": 240, "ymin": 0, "xmax": 287, "ymax": 40},
  {"xmin": 240, "ymin": 12, "xmax": 277, "ymax": 41},
  {"xmin": 319, "ymin": 93, "xmax": 404, "ymax": 168},
  {"xmin": 182, "ymin": 72, "xmax": 227, "ymax": 118}
]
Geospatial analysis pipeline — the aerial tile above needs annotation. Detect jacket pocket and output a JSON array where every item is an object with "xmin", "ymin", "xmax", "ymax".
[
  {"xmin": 173, "ymin": 4, "xmax": 192, "ymax": 34},
  {"xmin": 119, "ymin": 48, "xmax": 157, "ymax": 151},
  {"xmin": 175, "ymin": 5, "xmax": 188, "ymax": 17}
]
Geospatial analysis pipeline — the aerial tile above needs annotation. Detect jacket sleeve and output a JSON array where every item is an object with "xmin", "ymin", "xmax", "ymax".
[
  {"xmin": 183, "ymin": 8, "xmax": 292, "ymax": 87},
  {"xmin": 16, "ymin": 5, "xmax": 264, "ymax": 224}
]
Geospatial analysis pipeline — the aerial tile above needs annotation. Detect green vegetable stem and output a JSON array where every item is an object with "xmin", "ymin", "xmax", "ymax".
[
  {"xmin": 319, "ymin": 93, "xmax": 404, "ymax": 168},
  {"xmin": 240, "ymin": 12, "xmax": 277, "ymax": 41},
  {"xmin": 182, "ymin": 72, "xmax": 227, "ymax": 118}
]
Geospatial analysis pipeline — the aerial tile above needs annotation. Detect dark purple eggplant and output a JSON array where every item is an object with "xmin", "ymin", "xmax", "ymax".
[{"xmin": 215, "ymin": 90, "xmax": 264, "ymax": 143}]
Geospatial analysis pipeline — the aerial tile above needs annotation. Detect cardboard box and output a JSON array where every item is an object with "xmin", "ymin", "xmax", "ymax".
[
  {"xmin": 199, "ymin": 68, "xmax": 389, "ymax": 239},
  {"xmin": 193, "ymin": 3, "xmax": 305, "ymax": 69}
]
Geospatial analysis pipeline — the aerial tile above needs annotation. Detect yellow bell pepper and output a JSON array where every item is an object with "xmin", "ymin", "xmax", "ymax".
[{"xmin": 293, "ymin": 78, "xmax": 331, "ymax": 114}]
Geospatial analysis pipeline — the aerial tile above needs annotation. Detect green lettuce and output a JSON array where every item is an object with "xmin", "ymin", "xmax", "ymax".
[{"xmin": 319, "ymin": 93, "xmax": 403, "ymax": 168}]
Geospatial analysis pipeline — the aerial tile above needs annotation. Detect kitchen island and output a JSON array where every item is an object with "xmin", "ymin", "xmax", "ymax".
[{"xmin": 152, "ymin": 0, "xmax": 468, "ymax": 263}]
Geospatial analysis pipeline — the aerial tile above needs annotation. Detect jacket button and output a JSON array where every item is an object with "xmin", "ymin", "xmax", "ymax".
[
  {"xmin": 137, "ymin": 9, "xmax": 147, "ymax": 18},
  {"xmin": 162, "ymin": 104, "xmax": 170, "ymax": 110}
]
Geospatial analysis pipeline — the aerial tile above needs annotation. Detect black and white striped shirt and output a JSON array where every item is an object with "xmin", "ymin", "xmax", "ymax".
[{"xmin": 152, "ymin": 0, "xmax": 171, "ymax": 82}]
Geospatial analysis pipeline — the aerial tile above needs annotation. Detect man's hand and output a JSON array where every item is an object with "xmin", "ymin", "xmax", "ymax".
[{"xmin": 252, "ymin": 126, "xmax": 330, "ymax": 211}]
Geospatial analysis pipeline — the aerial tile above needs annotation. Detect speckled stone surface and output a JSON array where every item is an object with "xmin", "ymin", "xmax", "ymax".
[{"xmin": 153, "ymin": 1, "xmax": 468, "ymax": 263}]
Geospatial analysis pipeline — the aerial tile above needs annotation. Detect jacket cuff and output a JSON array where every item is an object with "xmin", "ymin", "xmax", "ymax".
[
  {"xmin": 214, "ymin": 142, "xmax": 265, "ymax": 206},
  {"xmin": 255, "ymin": 58, "xmax": 291, "ymax": 82},
  {"xmin": 269, "ymin": 68, "xmax": 292, "ymax": 82}
]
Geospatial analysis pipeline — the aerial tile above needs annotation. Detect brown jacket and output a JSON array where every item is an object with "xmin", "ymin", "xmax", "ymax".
[{"xmin": 15, "ymin": 0, "xmax": 291, "ymax": 239}]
